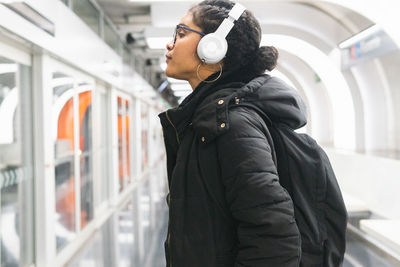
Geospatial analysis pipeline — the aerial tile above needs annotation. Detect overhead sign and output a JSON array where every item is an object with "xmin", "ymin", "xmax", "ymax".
[{"xmin": 340, "ymin": 26, "xmax": 398, "ymax": 70}]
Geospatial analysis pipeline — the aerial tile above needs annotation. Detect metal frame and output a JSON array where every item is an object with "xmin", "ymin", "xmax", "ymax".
[
  {"xmin": 43, "ymin": 56, "xmax": 96, "ymax": 266},
  {"xmin": 0, "ymin": 36, "xmax": 34, "ymax": 267},
  {"xmin": 113, "ymin": 90, "xmax": 134, "ymax": 194},
  {"xmin": 70, "ymin": 0, "xmax": 101, "ymax": 36},
  {"xmin": 92, "ymin": 82, "xmax": 112, "ymax": 217},
  {"xmin": 32, "ymin": 52, "xmax": 56, "ymax": 267},
  {"xmin": 68, "ymin": 0, "xmax": 125, "ymax": 55}
]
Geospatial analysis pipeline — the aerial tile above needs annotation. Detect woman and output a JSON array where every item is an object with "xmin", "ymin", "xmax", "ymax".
[{"xmin": 159, "ymin": 0, "xmax": 305, "ymax": 266}]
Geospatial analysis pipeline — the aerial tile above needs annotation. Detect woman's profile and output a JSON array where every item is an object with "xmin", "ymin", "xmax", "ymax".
[{"xmin": 159, "ymin": 0, "xmax": 305, "ymax": 266}]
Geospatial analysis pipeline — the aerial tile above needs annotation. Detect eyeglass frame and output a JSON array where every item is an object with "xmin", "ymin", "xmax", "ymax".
[{"xmin": 172, "ymin": 24, "xmax": 206, "ymax": 45}]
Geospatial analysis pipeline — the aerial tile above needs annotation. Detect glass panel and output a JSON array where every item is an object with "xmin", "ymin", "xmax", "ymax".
[
  {"xmin": 118, "ymin": 199, "xmax": 137, "ymax": 267},
  {"xmin": 65, "ymin": 232, "xmax": 104, "ymax": 267},
  {"xmin": 122, "ymin": 46, "xmax": 131, "ymax": 66},
  {"xmin": 99, "ymin": 90, "xmax": 109, "ymax": 203},
  {"xmin": 141, "ymin": 103, "xmax": 148, "ymax": 171},
  {"xmin": 0, "ymin": 57, "xmax": 34, "ymax": 266},
  {"xmin": 140, "ymin": 179, "xmax": 151, "ymax": 249},
  {"xmin": 104, "ymin": 20, "xmax": 121, "ymax": 55},
  {"xmin": 125, "ymin": 100, "xmax": 130, "ymax": 184},
  {"xmin": 72, "ymin": 0, "xmax": 100, "ymax": 35},
  {"xmin": 53, "ymin": 72, "xmax": 76, "ymax": 251},
  {"xmin": 117, "ymin": 97, "xmax": 124, "ymax": 192},
  {"xmin": 79, "ymin": 91, "xmax": 93, "ymax": 229}
]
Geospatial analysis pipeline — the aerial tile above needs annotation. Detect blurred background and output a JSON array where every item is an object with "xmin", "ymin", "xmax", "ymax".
[{"xmin": 0, "ymin": 0, "xmax": 399, "ymax": 266}]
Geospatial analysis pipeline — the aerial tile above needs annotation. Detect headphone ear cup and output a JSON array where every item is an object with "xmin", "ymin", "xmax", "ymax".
[{"xmin": 197, "ymin": 33, "xmax": 228, "ymax": 64}]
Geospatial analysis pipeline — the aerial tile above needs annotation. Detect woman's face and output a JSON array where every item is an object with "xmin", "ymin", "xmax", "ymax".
[{"xmin": 165, "ymin": 12, "xmax": 203, "ymax": 81}]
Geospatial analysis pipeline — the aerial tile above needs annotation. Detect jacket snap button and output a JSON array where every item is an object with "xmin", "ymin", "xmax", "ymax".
[
  {"xmin": 218, "ymin": 100, "xmax": 224, "ymax": 105},
  {"xmin": 220, "ymin": 123, "xmax": 226, "ymax": 128},
  {"xmin": 201, "ymin": 137, "xmax": 205, "ymax": 142}
]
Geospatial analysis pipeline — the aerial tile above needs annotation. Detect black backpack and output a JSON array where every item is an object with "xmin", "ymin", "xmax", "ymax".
[{"xmin": 241, "ymin": 104, "xmax": 348, "ymax": 267}]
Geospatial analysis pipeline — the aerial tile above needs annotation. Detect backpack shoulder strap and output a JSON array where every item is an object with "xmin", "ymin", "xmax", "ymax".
[{"xmin": 231, "ymin": 102, "xmax": 293, "ymax": 195}]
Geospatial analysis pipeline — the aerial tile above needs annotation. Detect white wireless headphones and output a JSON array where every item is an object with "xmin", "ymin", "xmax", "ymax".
[{"xmin": 197, "ymin": 2, "xmax": 246, "ymax": 64}]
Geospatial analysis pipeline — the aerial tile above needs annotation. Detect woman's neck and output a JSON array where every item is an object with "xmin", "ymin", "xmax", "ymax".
[
  {"xmin": 188, "ymin": 63, "xmax": 221, "ymax": 90},
  {"xmin": 188, "ymin": 77, "xmax": 202, "ymax": 90}
]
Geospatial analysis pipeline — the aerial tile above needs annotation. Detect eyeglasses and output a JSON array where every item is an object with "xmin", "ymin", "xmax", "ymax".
[{"xmin": 172, "ymin": 24, "xmax": 205, "ymax": 45}]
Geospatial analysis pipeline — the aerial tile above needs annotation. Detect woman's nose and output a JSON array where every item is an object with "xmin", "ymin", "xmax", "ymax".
[{"xmin": 166, "ymin": 41, "xmax": 174, "ymax": 50}]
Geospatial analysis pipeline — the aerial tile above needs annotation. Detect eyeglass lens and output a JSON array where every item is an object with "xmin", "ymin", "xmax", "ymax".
[{"xmin": 173, "ymin": 25, "xmax": 179, "ymax": 45}]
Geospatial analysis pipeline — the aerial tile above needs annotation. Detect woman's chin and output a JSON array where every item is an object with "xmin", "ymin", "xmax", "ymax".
[
  {"xmin": 165, "ymin": 70, "xmax": 181, "ymax": 80},
  {"xmin": 165, "ymin": 68, "xmax": 175, "ymax": 78},
  {"xmin": 165, "ymin": 67, "xmax": 188, "ymax": 81}
]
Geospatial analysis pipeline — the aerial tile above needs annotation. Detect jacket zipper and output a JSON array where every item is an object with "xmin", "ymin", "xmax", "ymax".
[
  {"xmin": 167, "ymin": 193, "xmax": 172, "ymax": 266},
  {"xmin": 166, "ymin": 110, "xmax": 180, "ymax": 145},
  {"xmin": 234, "ymin": 96, "xmax": 240, "ymax": 104},
  {"xmin": 165, "ymin": 112, "xmax": 175, "ymax": 266}
]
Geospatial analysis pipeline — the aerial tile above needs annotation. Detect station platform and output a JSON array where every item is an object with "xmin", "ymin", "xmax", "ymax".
[
  {"xmin": 63, "ymin": 175, "xmax": 400, "ymax": 267},
  {"xmin": 1, "ymin": 1, "xmax": 400, "ymax": 267},
  {"xmin": 66, "ymin": 177, "xmax": 169, "ymax": 267}
]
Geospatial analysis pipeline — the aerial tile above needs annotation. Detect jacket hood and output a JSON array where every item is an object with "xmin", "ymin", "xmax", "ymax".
[
  {"xmin": 240, "ymin": 74, "xmax": 307, "ymax": 129},
  {"xmin": 191, "ymin": 74, "xmax": 307, "ymax": 144}
]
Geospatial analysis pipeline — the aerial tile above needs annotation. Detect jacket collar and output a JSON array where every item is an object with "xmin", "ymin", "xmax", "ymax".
[
  {"xmin": 159, "ymin": 71, "xmax": 244, "ymax": 141},
  {"xmin": 191, "ymin": 75, "xmax": 272, "ymax": 144},
  {"xmin": 160, "ymin": 71, "xmax": 307, "ymax": 148},
  {"xmin": 191, "ymin": 86, "xmax": 240, "ymax": 144}
]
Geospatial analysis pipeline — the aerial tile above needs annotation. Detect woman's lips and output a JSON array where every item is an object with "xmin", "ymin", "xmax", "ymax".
[{"xmin": 166, "ymin": 55, "xmax": 172, "ymax": 63}]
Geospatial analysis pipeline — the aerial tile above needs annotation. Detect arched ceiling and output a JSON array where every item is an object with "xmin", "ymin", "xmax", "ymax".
[{"xmin": 97, "ymin": 0, "xmax": 400, "ymax": 152}]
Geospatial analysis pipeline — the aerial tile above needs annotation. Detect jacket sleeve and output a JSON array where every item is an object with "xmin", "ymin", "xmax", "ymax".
[{"xmin": 216, "ymin": 107, "xmax": 301, "ymax": 267}]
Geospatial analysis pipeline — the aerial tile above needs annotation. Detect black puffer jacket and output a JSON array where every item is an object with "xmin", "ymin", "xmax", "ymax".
[{"xmin": 159, "ymin": 73, "xmax": 307, "ymax": 267}]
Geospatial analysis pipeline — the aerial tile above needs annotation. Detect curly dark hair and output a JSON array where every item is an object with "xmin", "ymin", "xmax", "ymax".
[{"xmin": 189, "ymin": 0, "xmax": 278, "ymax": 76}]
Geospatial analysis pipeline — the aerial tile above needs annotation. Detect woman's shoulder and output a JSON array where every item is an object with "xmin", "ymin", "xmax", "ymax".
[{"xmin": 227, "ymin": 105, "xmax": 267, "ymax": 134}]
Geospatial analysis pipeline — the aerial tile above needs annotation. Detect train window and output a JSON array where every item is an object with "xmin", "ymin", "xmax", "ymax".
[
  {"xmin": 117, "ymin": 97, "xmax": 124, "ymax": 192},
  {"xmin": 122, "ymin": 46, "xmax": 132, "ymax": 67},
  {"xmin": 52, "ymin": 71, "xmax": 94, "ymax": 250},
  {"xmin": 53, "ymin": 72, "xmax": 77, "ymax": 250},
  {"xmin": 117, "ymin": 97, "xmax": 131, "ymax": 192},
  {"xmin": 125, "ymin": 100, "xmax": 131, "ymax": 185},
  {"xmin": 104, "ymin": 19, "xmax": 122, "ymax": 56},
  {"xmin": 141, "ymin": 101, "xmax": 149, "ymax": 172},
  {"xmin": 72, "ymin": 0, "xmax": 100, "ymax": 36},
  {"xmin": 79, "ymin": 90, "xmax": 93, "ymax": 229},
  {"xmin": 139, "ymin": 179, "xmax": 151, "ymax": 249},
  {"xmin": 0, "ymin": 57, "xmax": 34, "ymax": 267},
  {"xmin": 61, "ymin": 0, "xmax": 70, "ymax": 7},
  {"xmin": 98, "ymin": 89, "xmax": 110, "ymax": 204}
]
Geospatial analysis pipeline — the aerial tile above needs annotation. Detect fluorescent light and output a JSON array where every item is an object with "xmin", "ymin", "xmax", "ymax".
[
  {"xmin": 129, "ymin": 0, "xmax": 188, "ymax": 2},
  {"xmin": 146, "ymin": 37, "xmax": 170, "ymax": 49},
  {"xmin": 3, "ymin": 2, "xmax": 55, "ymax": 35},
  {"xmin": 167, "ymin": 77, "xmax": 187, "ymax": 84},
  {"xmin": 0, "ymin": 87, "xmax": 17, "ymax": 144},
  {"xmin": 0, "ymin": 64, "xmax": 17, "ymax": 74},
  {"xmin": 338, "ymin": 24, "xmax": 380, "ymax": 49},
  {"xmin": 0, "ymin": 0, "xmax": 23, "ymax": 3},
  {"xmin": 170, "ymin": 83, "xmax": 191, "ymax": 91},
  {"xmin": 157, "ymin": 79, "xmax": 169, "ymax": 92},
  {"xmin": 174, "ymin": 91, "xmax": 191, "ymax": 97}
]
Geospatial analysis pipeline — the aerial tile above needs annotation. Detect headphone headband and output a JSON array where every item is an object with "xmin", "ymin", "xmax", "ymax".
[
  {"xmin": 215, "ymin": 3, "xmax": 246, "ymax": 39},
  {"xmin": 197, "ymin": 2, "xmax": 246, "ymax": 64}
]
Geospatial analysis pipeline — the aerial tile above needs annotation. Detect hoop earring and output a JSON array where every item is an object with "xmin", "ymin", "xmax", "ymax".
[{"xmin": 196, "ymin": 62, "xmax": 222, "ymax": 83}]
